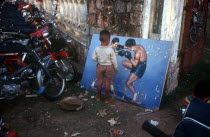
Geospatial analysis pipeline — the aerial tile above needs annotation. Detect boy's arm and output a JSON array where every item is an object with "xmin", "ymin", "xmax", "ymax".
[
  {"xmin": 92, "ymin": 48, "xmax": 97, "ymax": 62},
  {"xmin": 110, "ymin": 49, "xmax": 118, "ymax": 70}
]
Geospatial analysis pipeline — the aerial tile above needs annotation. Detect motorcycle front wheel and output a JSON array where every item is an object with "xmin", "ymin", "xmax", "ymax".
[{"xmin": 41, "ymin": 66, "xmax": 66, "ymax": 101}]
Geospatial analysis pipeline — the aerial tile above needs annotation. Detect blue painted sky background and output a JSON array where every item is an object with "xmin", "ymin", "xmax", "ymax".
[{"xmin": 81, "ymin": 34, "xmax": 172, "ymax": 109}]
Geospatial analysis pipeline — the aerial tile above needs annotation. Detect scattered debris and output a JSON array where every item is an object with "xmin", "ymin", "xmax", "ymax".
[
  {"xmin": 136, "ymin": 108, "xmax": 155, "ymax": 116},
  {"xmin": 25, "ymin": 94, "xmax": 38, "ymax": 98},
  {"xmin": 132, "ymin": 117, "xmax": 141, "ymax": 119},
  {"xmin": 71, "ymin": 132, "xmax": 81, "ymax": 136},
  {"xmin": 136, "ymin": 112, "xmax": 152, "ymax": 116},
  {"xmin": 150, "ymin": 120, "xmax": 159, "ymax": 126},
  {"xmin": 64, "ymin": 131, "xmax": 68, "ymax": 136},
  {"xmin": 109, "ymin": 129, "xmax": 113, "ymax": 137},
  {"xmin": 78, "ymin": 90, "xmax": 89, "ymax": 99},
  {"xmin": 145, "ymin": 109, "xmax": 153, "ymax": 113},
  {"xmin": 78, "ymin": 93, "xmax": 85, "ymax": 99},
  {"xmin": 107, "ymin": 118, "xmax": 120, "ymax": 126},
  {"xmin": 97, "ymin": 109, "xmax": 108, "ymax": 117},
  {"xmin": 76, "ymin": 106, "xmax": 83, "ymax": 111},
  {"xmin": 58, "ymin": 96, "xmax": 84, "ymax": 111},
  {"xmin": 82, "ymin": 98, "xmax": 88, "ymax": 102},
  {"xmin": 113, "ymin": 129, "xmax": 124, "ymax": 135},
  {"xmin": 84, "ymin": 90, "xmax": 89, "ymax": 95}
]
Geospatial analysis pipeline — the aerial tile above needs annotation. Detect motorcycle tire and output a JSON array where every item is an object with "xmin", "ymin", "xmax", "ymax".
[
  {"xmin": 41, "ymin": 65, "xmax": 66, "ymax": 101},
  {"xmin": 57, "ymin": 58, "xmax": 78, "ymax": 82}
]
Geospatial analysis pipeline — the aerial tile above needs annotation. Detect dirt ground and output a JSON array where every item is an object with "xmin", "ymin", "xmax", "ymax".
[
  {"xmin": 2, "ymin": 51, "xmax": 210, "ymax": 137},
  {"xmin": 0, "ymin": 80, "xmax": 183, "ymax": 137}
]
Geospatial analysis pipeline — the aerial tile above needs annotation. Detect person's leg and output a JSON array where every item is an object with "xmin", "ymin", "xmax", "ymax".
[
  {"xmin": 105, "ymin": 65, "xmax": 115, "ymax": 103},
  {"xmin": 110, "ymin": 78, "xmax": 117, "ymax": 96},
  {"xmin": 122, "ymin": 60, "xmax": 132, "ymax": 70},
  {"xmin": 96, "ymin": 65, "xmax": 104, "ymax": 101},
  {"xmin": 126, "ymin": 73, "xmax": 138, "ymax": 101},
  {"xmin": 91, "ymin": 78, "xmax": 98, "ymax": 89},
  {"xmin": 96, "ymin": 79, "xmax": 103, "ymax": 101},
  {"xmin": 105, "ymin": 81, "xmax": 112, "ymax": 103}
]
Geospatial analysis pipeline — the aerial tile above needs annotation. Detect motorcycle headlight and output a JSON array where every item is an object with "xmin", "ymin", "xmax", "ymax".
[{"xmin": 42, "ymin": 30, "xmax": 49, "ymax": 37}]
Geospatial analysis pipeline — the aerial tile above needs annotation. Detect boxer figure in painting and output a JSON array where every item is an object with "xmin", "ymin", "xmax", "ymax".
[{"xmin": 117, "ymin": 39, "xmax": 147, "ymax": 101}]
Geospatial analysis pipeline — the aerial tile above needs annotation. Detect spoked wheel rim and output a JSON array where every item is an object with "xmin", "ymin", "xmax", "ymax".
[{"xmin": 43, "ymin": 67, "xmax": 66, "ymax": 100}]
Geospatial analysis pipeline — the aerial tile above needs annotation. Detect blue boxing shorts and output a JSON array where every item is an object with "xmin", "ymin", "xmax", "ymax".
[{"xmin": 130, "ymin": 61, "xmax": 146, "ymax": 78}]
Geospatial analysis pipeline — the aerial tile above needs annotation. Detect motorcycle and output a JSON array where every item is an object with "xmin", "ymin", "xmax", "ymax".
[
  {"xmin": 1, "ymin": 25, "xmax": 78, "ymax": 82},
  {"xmin": 189, "ymin": 9, "xmax": 203, "ymax": 45},
  {"xmin": 0, "ymin": 2, "xmax": 44, "ymax": 30},
  {"xmin": 0, "ymin": 42, "xmax": 66, "ymax": 101},
  {"xmin": 1, "ymin": 4, "xmax": 78, "ymax": 82}
]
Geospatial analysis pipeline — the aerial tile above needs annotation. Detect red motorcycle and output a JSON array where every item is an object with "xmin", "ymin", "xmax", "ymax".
[
  {"xmin": 0, "ymin": 43, "xmax": 66, "ymax": 101},
  {"xmin": 1, "ymin": 2, "xmax": 77, "ymax": 82},
  {"xmin": 1, "ymin": 21, "xmax": 78, "ymax": 82}
]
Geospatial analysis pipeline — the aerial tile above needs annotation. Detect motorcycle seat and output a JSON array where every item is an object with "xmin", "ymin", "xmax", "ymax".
[
  {"xmin": 0, "ymin": 44, "xmax": 27, "ymax": 53},
  {"xmin": 12, "ymin": 33, "xmax": 30, "ymax": 39},
  {"xmin": 0, "ymin": 22, "xmax": 30, "ymax": 27},
  {"xmin": 19, "ymin": 28, "xmax": 36, "ymax": 34},
  {"xmin": 0, "ymin": 28, "xmax": 19, "ymax": 33}
]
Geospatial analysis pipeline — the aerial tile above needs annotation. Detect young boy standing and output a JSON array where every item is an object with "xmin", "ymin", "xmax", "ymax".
[{"xmin": 92, "ymin": 30, "xmax": 118, "ymax": 103}]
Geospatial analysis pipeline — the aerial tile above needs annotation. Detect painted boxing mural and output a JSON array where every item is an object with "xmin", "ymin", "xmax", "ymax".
[{"xmin": 81, "ymin": 33, "xmax": 172, "ymax": 109}]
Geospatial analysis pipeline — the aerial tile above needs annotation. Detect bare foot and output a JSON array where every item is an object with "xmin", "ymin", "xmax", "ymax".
[
  {"xmin": 91, "ymin": 86, "xmax": 97, "ymax": 90},
  {"xmin": 111, "ymin": 90, "xmax": 116, "ymax": 96},
  {"xmin": 105, "ymin": 98, "xmax": 114, "ymax": 104},
  {"xmin": 96, "ymin": 95, "xmax": 101, "ymax": 101},
  {"xmin": 131, "ymin": 93, "xmax": 139, "ymax": 102}
]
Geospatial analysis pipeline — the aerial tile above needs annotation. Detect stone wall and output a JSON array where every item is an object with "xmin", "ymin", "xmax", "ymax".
[
  {"xmin": 88, "ymin": 0, "xmax": 144, "ymax": 38},
  {"xmin": 30, "ymin": 0, "xmax": 144, "ymax": 67}
]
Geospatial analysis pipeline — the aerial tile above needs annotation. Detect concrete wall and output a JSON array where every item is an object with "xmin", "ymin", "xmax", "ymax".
[
  {"xmin": 161, "ymin": 0, "xmax": 184, "ymax": 93},
  {"xmin": 142, "ymin": 0, "xmax": 184, "ymax": 93}
]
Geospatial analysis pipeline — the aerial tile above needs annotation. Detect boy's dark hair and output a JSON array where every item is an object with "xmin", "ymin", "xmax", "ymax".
[
  {"xmin": 125, "ymin": 39, "xmax": 136, "ymax": 47},
  {"xmin": 193, "ymin": 80, "xmax": 210, "ymax": 99},
  {"xmin": 111, "ymin": 37, "xmax": 119, "ymax": 44},
  {"xmin": 99, "ymin": 30, "xmax": 111, "ymax": 42}
]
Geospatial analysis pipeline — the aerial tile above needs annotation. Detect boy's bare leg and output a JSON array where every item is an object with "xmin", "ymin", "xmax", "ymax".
[
  {"xmin": 105, "ymin": 81, "xmax": 113, "ymax": 103},
  {"xmin": 96, "ymin": 79, "xmax": 103, "ymax": 101}
]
